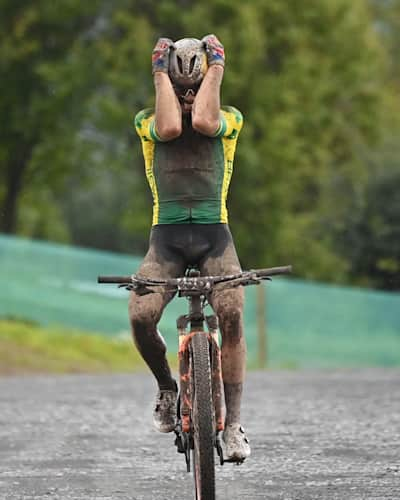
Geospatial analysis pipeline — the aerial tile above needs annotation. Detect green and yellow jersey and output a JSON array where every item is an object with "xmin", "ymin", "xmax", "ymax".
[{"xmin": 134, "ymin": 106, "xmax": 243, "ymax": 225}]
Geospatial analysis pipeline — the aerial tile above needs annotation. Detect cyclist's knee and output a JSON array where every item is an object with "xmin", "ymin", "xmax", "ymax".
[
  {"xmin": 212, "ymin": 289, "xmax": 244, "ymax": 337},
  {"xmin": 129, "ymin": 305, "xmax": 167, "ymax": 356},
  {"xmin": 129, "ymin": 294, "xmax": 163, "ymax": 334}
]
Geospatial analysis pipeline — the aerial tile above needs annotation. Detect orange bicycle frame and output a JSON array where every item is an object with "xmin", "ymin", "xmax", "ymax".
[{"xmin": 177, "ymin": 315, "xmax": 225, "ymax": 434}]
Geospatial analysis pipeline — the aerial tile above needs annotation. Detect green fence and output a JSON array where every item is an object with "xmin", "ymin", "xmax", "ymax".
[{"xmin": 0, "ymin": 234, "xmax": 399, "ymax": 367}]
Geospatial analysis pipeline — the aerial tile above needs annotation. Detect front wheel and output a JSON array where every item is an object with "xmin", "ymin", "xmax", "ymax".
[{"xmin": 191, "ymin": 332, "xmax": 215, "ymax": 500}]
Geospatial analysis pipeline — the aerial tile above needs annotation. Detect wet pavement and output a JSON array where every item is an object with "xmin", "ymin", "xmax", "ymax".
[{"xmin": 0, "ymin": 369, "xmax": 399, "ymax": 499}]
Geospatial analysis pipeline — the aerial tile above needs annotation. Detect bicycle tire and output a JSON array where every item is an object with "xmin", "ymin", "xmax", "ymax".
[{"xmin": 191, "ymin": 332, "xmax": 216, "ymax": 500}]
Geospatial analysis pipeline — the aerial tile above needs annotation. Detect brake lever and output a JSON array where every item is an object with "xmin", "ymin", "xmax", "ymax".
[
  {"xmin": 244, "ymin": 277, "xmax": 271, "ymax": 285},
  {"xmin": 120, "ymin": 283, "xmax": 155, "ymax": 295},
  {"xmin": 136, "ymin": 287, "xmax": 157, "ymax": 296},
  {"xmin": 215, "ymin": 276, "xmax": 272, "ymax": 290}
]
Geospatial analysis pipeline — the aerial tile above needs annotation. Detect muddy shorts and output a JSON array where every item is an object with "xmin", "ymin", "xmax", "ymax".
[
  {"xmin": 129, "ymin": 223, "xmax": 244, "ymax": 340},
  {"xmin": 136, "ymin": 223, "xmax": 242, "ymax": 280}
]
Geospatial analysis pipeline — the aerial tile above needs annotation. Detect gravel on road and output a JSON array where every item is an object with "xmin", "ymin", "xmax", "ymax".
[{"xmin": 0, "ymin": 369, "xmax": 399, "ymax": 500}]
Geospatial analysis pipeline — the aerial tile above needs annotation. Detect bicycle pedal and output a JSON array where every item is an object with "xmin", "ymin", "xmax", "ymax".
[
  {"xmin": 174, "ymin": 425, "xmax": 186, "ymax": 454},
  {"xmin": 174, "ymin": 435, "xmax": 186, "ymax": 454}
]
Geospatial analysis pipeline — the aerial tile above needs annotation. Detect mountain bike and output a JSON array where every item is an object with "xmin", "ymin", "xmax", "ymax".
[{"xmin": 98, "ymin": 265, "xmax": 292, "ymax": 500}]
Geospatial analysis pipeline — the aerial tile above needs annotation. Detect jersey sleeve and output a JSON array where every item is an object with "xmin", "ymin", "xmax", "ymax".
[
  {"xmin": 134, "ymin": 108, "xmax": 164, "ymax": 143},
  {"xmin": 213, "ymin": 106, "xmax": 244, "ymax": 140}
]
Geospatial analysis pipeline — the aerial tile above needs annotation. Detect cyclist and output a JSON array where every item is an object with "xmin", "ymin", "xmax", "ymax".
[{"xmin": 130, "ymin": 35, "xmax": 250, "ymax": 462}]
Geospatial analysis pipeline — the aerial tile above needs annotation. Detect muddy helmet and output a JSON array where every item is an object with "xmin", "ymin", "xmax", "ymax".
[{"xmin": 169, "ymin": 38, "xmax": 208, "ymax": 88}]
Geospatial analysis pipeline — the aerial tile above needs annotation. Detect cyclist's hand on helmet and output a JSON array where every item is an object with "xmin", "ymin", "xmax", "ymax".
[
  {"xmin": 152, "ymin": 37, "xmax": 175, "ymax": 74},
  {"xmin": 202, "ymin": 34, "xmax": 225, "ymax": 67}
]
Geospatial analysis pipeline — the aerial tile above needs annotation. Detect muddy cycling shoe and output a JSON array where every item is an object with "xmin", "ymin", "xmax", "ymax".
[
  {"xmin": 153, "ymin": 384, "xmax": 178, "ymax": 433},
  {"xmin": 223, "ymin": 423, "xmax": 251, "ymax": 462}
]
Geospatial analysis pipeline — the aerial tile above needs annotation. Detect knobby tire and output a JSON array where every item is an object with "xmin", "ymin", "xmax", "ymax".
[{"xmin": 191, "ymin": 332, "xmax": 215, "ymax": 500}]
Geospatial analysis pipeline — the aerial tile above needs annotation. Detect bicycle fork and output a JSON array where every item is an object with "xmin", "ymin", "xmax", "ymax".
[{"xmin": 174, "ymin": 313, "xmax": 225, "ymax": 469}]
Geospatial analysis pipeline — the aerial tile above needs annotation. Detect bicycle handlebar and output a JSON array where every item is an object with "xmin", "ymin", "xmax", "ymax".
[
  {"xmin": 249, "ymin": 266, "xmax": 292, "ymax": 278},
  {"xmin": 98, "ymin": 265, "xmax": 292, "ymax": 294},
  {"xmin": 97, "ymin": 276, "xmax": 133, "ymax": 284}
]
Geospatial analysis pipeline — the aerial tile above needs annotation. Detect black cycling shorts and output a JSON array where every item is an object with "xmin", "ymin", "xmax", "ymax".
[{"xmin": 136, "ymin": 223, "xmax": 242, "ymax": 280}]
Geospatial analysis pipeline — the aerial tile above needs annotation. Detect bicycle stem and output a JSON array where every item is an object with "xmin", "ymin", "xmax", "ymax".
[{"xmin": 189, "ymin": 295, "xmax": 204, "ymax": 330}]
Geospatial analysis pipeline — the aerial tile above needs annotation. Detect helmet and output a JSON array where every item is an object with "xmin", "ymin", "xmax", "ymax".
[{"xmin": 169, "ymin": 38, "xmax": 208, "ymax": 88}]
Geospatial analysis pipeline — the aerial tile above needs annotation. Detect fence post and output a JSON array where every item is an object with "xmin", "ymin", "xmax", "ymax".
[{"xmin": 256, "ymin": 282, "xmax": 267, "ymax": 368}]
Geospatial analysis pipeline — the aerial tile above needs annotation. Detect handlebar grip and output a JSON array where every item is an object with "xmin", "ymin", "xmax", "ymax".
[
  {"xmin": 97, "ymin": 276, "xmax": 133, "ymax": 284},
  {"xmin": 256, "ymin": 265, "xmax": 292, "ymax": 277}
]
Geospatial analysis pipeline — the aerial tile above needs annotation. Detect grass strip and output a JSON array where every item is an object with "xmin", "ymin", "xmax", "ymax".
[{"xmin": 0, "ymin": 319, "xmax": 149, "ymax": 375}]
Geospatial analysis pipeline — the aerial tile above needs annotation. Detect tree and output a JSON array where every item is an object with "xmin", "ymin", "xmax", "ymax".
[
  {"xmin": 175, "ymin": 0, "xmax": 385, "ymax": 279},
  {"xmin": 1, "ymin": 0, "xmax": 394, "ymax": 289},
  {"xmin": 326, "ymin": 142, "xmax": 400, "ymax": 290},
  {"xmin": 0, "ymin": 0, "xmax": 101, "ymax": 234}
]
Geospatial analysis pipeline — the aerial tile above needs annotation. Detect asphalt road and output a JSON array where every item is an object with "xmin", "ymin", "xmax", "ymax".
[{"xmin": 0, "ymin": 369, "xmax": 399, "ymax": 500}]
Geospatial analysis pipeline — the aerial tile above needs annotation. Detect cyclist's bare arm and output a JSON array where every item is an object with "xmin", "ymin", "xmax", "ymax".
[
  {"xmin": 154, "ymin": 72, "xmax": 182, "ymax": 140},
  {"xmin": 192, "ymin": 65, "xmax": 224, "ymax": 136}
]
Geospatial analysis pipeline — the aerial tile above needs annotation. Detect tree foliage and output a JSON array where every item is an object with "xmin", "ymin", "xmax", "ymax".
[
  {"xmin": 0, "ymin": 0, "xmax": 102, "ymax": 235},
  {"xmin": 1, "ymin": 0, "xmax": 399, "ymax": 289}
]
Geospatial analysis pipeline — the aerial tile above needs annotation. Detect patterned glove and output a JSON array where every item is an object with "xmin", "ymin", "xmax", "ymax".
[
  {"xmin": 202, "ymin": 34, "xmax": 225, "ymax": 67},
  {"xmin": 152, "ymin": 37, "xmax": 174, "ymax": 74}
]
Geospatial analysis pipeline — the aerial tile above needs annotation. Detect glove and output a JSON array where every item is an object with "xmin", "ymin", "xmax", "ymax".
[
  {"xmin": 152, "ymin": 37, "xmax": 174, "ymax": 74},
  {"xmin": 202, "ymin": 34, "xmax": 225, "ymax": 67}
]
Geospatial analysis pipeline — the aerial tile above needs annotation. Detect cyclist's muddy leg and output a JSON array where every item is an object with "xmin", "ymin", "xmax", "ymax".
[
  {"xmin": 129, "ymin": 290, "xmax": 176, "ymax": 390},
  {"xmin": 129, "ymin": 229, "xmax": 185, "ymax": 390},
  {"xmin": 211, "ymin": 287, "xmax": 246, "ymax": 425},
  {"xmin": 199, "ymin": 225, "xmax": 246, "ymax": 425}
]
